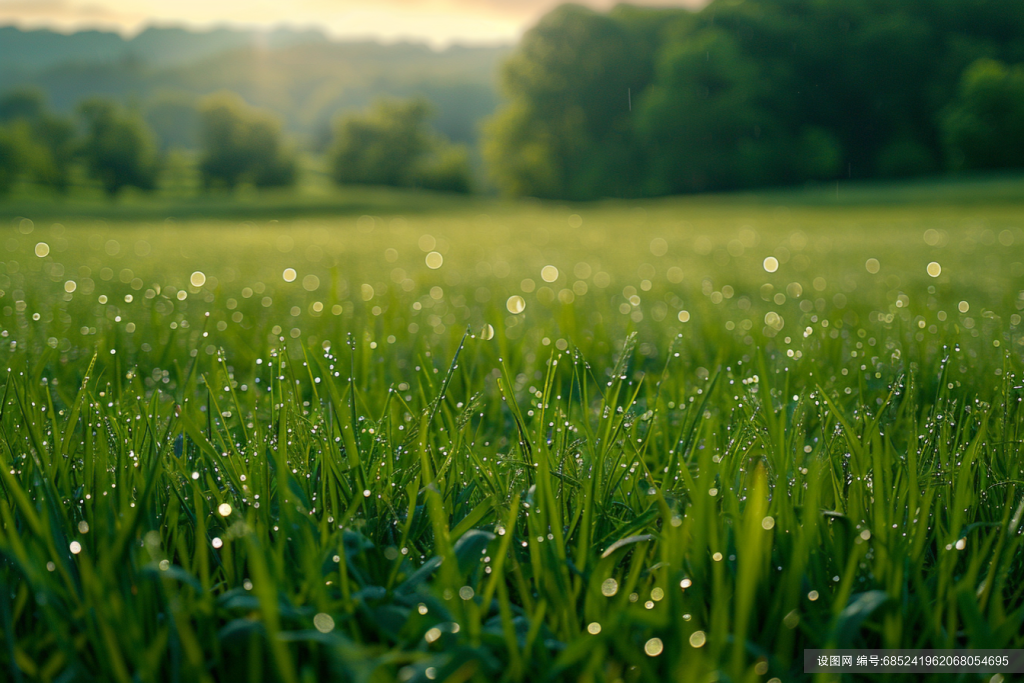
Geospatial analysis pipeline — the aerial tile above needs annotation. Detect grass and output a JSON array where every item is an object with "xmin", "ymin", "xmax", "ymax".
[{"xmin": 1, "ymin": 177, "xmax": 1024, "ymax": 682}]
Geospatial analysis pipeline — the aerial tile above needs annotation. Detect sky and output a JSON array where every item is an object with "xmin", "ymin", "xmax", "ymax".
[{"xmin": 0, "ymin": 0, "xmax": 706, "ymax": 47}]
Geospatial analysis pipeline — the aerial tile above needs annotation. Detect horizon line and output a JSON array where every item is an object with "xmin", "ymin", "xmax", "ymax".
[{"xmin": 0, "ymin": 18, "xmax": 520, "ymax": 50}]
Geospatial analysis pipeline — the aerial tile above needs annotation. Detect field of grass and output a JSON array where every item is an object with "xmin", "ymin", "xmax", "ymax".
[{"xmin": 1, "ymin": 178, "xmax": 1024, "ymax": 683}]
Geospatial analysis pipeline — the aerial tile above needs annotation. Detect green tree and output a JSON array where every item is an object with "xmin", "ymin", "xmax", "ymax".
[
  {"xmin": 483, "ymin": 4, "xmax": 664, "ymax": 199},
  {"xmin": 412, "ymin": 144, "xmax": 473, "ymax": 193},
  {"xmin": 78, "ymin": 99, "xmax": 159, "ymax": 196},
  {"xmin": 28, "ymin": 115, "xmax": 75, "ymax": 191},
  {"xmin": 633, "ymin": 25, "xmax": 844, "ymax": 194},
  {"xmin": 0, "ymin": 89, "xmax": 45, "ymax": 122},
  {"xmin": 0, "ymin": 127, "xmax": 25, "ymax": 196},
  {"xmin": 0, "ymin": 88, "xmax": 76, "ymax": 192},
  {"xmin": 636, "ymin": 29, "xmax": 776, "ymax": 193},
  {"xmin": 198, "ymin": 94, "xmax": 296, "ymax": 190},
  {"xmin": 941, "ymin": 59, "xmax": 1024, "ymax": 171},
  {"xmin": 330, "ymin": 98, "xmax": 471, "ymax": 192}
]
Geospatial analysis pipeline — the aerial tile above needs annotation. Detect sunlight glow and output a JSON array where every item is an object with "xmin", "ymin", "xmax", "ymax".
[{"xmin": 0, "ymin": 0, "xmax": 708, "ymax": 47}]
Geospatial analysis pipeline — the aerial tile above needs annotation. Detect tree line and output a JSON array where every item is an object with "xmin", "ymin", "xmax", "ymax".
[
  {"xmin": 0, "ymin": 90, "xmax": 472, "ymax": 197},
  {"xmin": 484, "ymin": 0, "xmax": 1024, "ymax": 199},
  {"xmin": 3, "ymin": 0, "xmax": 1024, "ymax": 200}
]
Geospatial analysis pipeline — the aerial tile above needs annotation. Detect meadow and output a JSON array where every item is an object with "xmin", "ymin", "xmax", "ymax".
[{"xmin": 1, "ymin": 177, "xmax": 1023, "ymax": 683}]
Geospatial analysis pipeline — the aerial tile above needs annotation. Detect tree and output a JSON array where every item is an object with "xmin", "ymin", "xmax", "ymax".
[
  {"xmin": 482, "ymin": 4, "xmax": 665, "ymax": 199},
  {"xmin": 941, "ymin": 59, "xmax": 1024, "ymax": 171},
  {"xmin": 412, "ymin": 144, "xmax": 472, "ymax": 193},
  {"xmin": 78, "ymin": 99, "xmax": 159, "ymax": 196},
  {"xmin": 0, "ymin": 88, "xmax": 76, "ymax": 192},
  {"xmin": 332, "ymin": 99, "xmax": 430, "ymax": 187},
  {"xmin": 330, "ymin": 98, "xmax": 471, "ymax": 192},
  {"xmin": 636, "ymin": 29, "xmax": 771, "ymax": 193},
  {"xmin": 636, "ymin": 28, "xmax": 842, "ymax": 193},
  {"xmin": 0, "ymin": 89, "xmax": 45, "ymax": 122},
  {"xmin": 198, "ymin": 94, "xmax": 296, "ymax": 190},
  {"xmin": 0, "ymin": 127, "xmax": 24, "ymax": 196}
]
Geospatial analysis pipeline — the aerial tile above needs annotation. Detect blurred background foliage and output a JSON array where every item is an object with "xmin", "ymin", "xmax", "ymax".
[
  {"xmin": 486, "ymin": 0, "xmax": 1024, "ymax": 198},
  {"xmin": 331, "ymin": 99, "xmax": 472, "ymax": 193},
  {"xmin": 2, "ymin": 0, "xmax": 1024, "ymax": 200},
  {"xmin": 197, "ymin": 94, "xmax": 297, "ymax": 191}
]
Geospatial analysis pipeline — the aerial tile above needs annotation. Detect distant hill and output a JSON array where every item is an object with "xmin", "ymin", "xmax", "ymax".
[
  {"xmin": 0, "ymin": 25, "xmax": 330, "ymax": 72},
  {"xmin": 0, "ymin": 25, "xmax": 511, "ymax": 149}
]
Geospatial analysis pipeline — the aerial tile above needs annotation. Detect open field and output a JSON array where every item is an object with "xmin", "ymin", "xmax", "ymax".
[{"xmin": 1, "ymin": 177, "xmax": 1024, "ymax": 682}]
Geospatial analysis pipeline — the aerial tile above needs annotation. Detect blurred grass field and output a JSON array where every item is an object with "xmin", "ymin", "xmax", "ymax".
[{"xmin": 1, "ymin": 176, "xmax": 1024, "ymax": 682}]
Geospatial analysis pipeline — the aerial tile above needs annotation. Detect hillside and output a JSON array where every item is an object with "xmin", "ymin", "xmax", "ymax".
[{"xmin": 0, "ymin": 25, "xmax": 511, "ymax": 147}]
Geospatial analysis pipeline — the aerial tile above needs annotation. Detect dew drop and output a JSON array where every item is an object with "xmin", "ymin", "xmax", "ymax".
[
  {"xmin": 425, "ymin": 252, "xmax": 444, "ymax": 269},
  {"xmin": 507, "ymin": 295, "xmax": 525, "ymax": 314},
  {"xmin": 644, "ymin": 637, "xmax": 664, "ymax": 656}
]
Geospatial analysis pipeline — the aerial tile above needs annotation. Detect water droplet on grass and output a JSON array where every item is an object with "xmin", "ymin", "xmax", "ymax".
[
  {"xmin": 645, "ymin": 637, "xmax": 664, "ymax": 656},
  {"xmin": 313, "ymin": 613, "xmax": 335, "ymax": 633}
]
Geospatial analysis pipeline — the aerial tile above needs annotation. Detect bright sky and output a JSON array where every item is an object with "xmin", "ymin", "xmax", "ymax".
[{"xmin": 0, "ymin": 0, "xmax": 706, "ymax": 47}]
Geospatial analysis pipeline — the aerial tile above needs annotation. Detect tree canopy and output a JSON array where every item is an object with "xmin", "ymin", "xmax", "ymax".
[
  {"xmin": 942, "ymin": 59, "xmax": 1024, "ymax": 171},
  {"xmin": 78, "ymin": 99, "xmax": 159, "ymax": 196},
  {"xmin": 330, "ymin": 98, "xmax": 472, "ymax": 193},
  {"xmin": 0, "ymin": 88, "xmax": 76, "ymax": 192},
  {"xmin": 198, "ymin": 94, "xmax": 297, "ymax": 190},
  {"xmin": 484, "ymin": 0, "xmax": 1024, "ymax": 199},
  {"xmin": 0, "ymin": 128, "xmax": 22, "ymax": 196}
]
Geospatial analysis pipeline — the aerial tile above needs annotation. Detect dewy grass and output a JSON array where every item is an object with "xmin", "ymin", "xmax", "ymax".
[{"xmin": 1, "ymin": 189, "xmax": 1023, "ymax": 682}]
